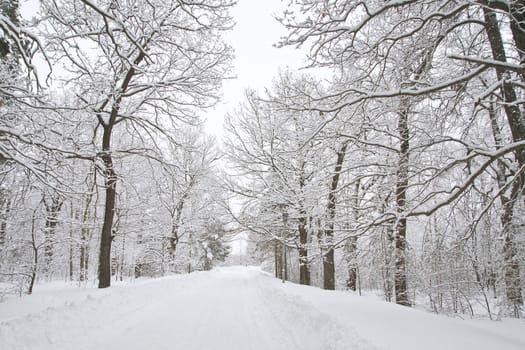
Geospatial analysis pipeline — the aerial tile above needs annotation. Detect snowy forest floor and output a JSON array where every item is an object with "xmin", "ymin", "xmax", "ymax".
[{"xmin": 0, "ymin": 266, "xmax": 524, "ymax": 350}]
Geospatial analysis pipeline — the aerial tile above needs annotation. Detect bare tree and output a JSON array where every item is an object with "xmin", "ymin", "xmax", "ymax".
[
  {"xmin": 277, "ymin": 0, "xmax": 525, "ymax": 312},
  {"xmin": 41, "ymin": 0, "xmax": 234, "ymax": 287}
]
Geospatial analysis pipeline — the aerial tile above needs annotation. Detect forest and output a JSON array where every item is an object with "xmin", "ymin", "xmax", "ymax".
[{"xmin": 1, "ymin": 0, "xmax": 524, "ymax": 321}]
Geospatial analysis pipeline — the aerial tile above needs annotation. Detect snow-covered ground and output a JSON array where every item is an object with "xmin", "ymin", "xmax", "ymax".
[{"xmin": 0, "ymin": 266, "xmax": 524, "ymax": 350}]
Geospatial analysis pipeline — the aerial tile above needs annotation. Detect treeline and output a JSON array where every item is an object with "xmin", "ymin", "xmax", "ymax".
[{"xmin": 224, "ymin": 0, "xmax": 525, "ymax": 318}]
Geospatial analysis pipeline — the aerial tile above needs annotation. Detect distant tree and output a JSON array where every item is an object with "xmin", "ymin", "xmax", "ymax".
[{"xmin": 200, "ymin": 223, "xmax": 231, "ymax": 271}]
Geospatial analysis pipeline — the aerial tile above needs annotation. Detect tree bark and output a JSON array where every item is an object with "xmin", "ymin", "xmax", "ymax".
[
  {"xmin": 394, "ymin": 106, "xmax": 411, "ymax": 306},
  {"xmin": 168, "ymin": 199, "xmax": 186, "ymax": 264},
  {"xmin": 298, "ymin": 215, "xmax": 310, "ymax": 285},
  {"xmin": 509, "ymin": 1, "xmax": 525, "ymax": 67},
  {"xmin": 28, "ymin": 209, "xmax": 38, "ymax": 295},
  {"xmin": 0, "ymin": 191, "xmax": 10, "ymax": 246},
  {"xmin": 483, "ymin": 6, "xmax": 524, "ymax": 311},
  {"xmin": 80, "ymin": 180, "xmax": 94, "ymax": 282},
  {"xmin": 69, "ymin": 204, "xmax": 76, "ymax": 281},
  {"xmin": 274, "ymin": 240, "xmax": 283, "ymax": 279},
  {"xmin": 345, "ymin": 236, "xmax": 358, "ymax": 291},
  {"xmin": 167, "ymin": 179, "xmax": 195, "ymax": 270},
  {"xmin": 345, "ymin": 181, "xmax": 360, "ymax": 291},
  {"xmin": 98, "ymin": 124, "xmax": 117, "ymax": 288},
  {"xmin": 383, "ymin": 224, "xmax": 395, "ymax": 302},
  {"xmin": 43, "ymin": 195, "xmax": 63, "ymax": 279},
  {"xmin": 324, "ymin": 141, "xmax": 349, "ymax": 290}
]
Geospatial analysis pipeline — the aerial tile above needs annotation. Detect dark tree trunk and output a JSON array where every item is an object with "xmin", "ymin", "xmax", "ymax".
[
  {"xmin": 274, "ymin": 240, "xmax": 283, "ymax": 279},
  {"xmin": 394, "ymin": 106, "xmax": 411, "ymax": 307},
  {"xmin": 298, "ymin": 216, "xmax": 310, "ymax": 285},
  {"xmin": 28, "ymin": 209, "xmax": 38, "ymax": 295},
  {"xmin": 168, "ymin": 221, "xmax": 180, "ymax": 259},
  {"xmin": 0, "ymin": 191, "xmax": 10, "ymax": 246},
  {"xmin": 483, "ymin": 6, "xmax": 524, "ymax": 311},
  {"xmin": 167, "ymin": 183, "xmax": 194, "ymax": 270},
  {"xmin": 69, "ymin": 204, "xmax": 76, "ymax": 281},
  {"xmin": 345, "ymin": 181, "xmax": 360, "ymax": 291},
  {"xmin": 383, "ymin": 224, "xmax": 394, "ymax": 302},
  {"xmin": 484, "ymin": 0, "xmax": 525, "ymax": 69},
  {"xmin": 283, "ymin": 244, "xmax": 288, "ymax": 281},
  {"xmin": 98, "ymin": 125, "xmax": 117, "ymax": 288},
  {"xmin": 324, "ymin": 141, "xmax": 349, "ymax": 290},
  {"xmin": 43, "ymin": 195, "xmax": 63, "ymax": 278},
  {"xmin": 80, "ymin": 187, "xmax": 94, "ymax": 282},
  {"xmin": 509, "ymin": 1, "xmax": 525, "ymax": 67},
  {"xmin": 484, "ymin": 8, "xmax": 525, "ymax": 153},
  {"xmin": 168, "ymin": 203, "xmax": 185, "ymax": 265},
  {"xmin": 119, "ymin": 234, "xmax": 126, "ymax": 281},
  {"xmin": 80, "ymin": 242, "xmax": 87, "ymax": 281},
  {"xmin": 345, "ymin": 236, "xmax": 358, "ymax": 291},
  {"xmin": 501, "ymin": 190, "xmax": 524, "ymax": 314}
]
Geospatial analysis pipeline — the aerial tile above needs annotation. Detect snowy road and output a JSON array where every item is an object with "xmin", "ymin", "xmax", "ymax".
[
  {"xmin": 1, "ymin": 266, "xmax": 524, "ymax": 350},
  {"xmin": 0, "ymin": 267, "xmax": 365, "ymax": 350},
  {"xmin": 98, "ymin": 267, "xmax": 360, "ymax": 350}
]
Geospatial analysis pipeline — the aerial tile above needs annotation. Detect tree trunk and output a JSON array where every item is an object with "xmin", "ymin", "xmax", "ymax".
[
  {"xmin": 168, "ymin": 205, "xmax": 184, "ymax": 267},
  {"xmin": 483, "ymin": 8, "xmax": 525, "ymax": 154},
  {"xmin": 120, "ymin": 234, "xmax": 126, "ymax": 281},
  {"xmin": 80, "ymin": 239, "xmax": 88, "ymax": 281},
  {"xmin": 43, "ymin": 195, "xmax": 63, "ymax": 279},
  {"xmin": 80, "ymin": 188, "xmax": 94, "ymax": 282},
  {"xmin": 28, "ymin": 209, "xmax": 38, "ymax": 295},
  {"xmin": 298, "ymin": 216, "xmax": 310, "ymax": 285},
  {"xmin": 484, "ymin": 0, "xmax": 525, "ymax": 69},
  {"xmin": 283, "ymin": 243, "xmax": 288, "ymax": 282},
  {"xmin": 383, "ymin": 224, "xmax": 395, "ymax": 302},
  {"xmin": 274, "ymin": 240, "xmax": 283, "ymax": 279},
  {"xmin": 98, "ymin": 125, "xmax": 117, "ymax": 288},
  {"xmin": 483, "ymin": 6, "xmax": 524, "ymax": 312},
  {"xmin": 345, "ymin": 181, "xmax": 360, "ymax": 291},
  {"xmin": 324, "ymin": 141, "xmax": 349, "ymax": 290},
  {"xmin": 394, "ymin": 106, "xmax": 410, "ymax": 306},
  {"xmin": 69, "ymin": 204, "xmax": 76, "ymax": 281},
  {"xmin": 345, "ymin": 236, "xmax": 358, "ymax": 291},
  {"xmin": 0, "ymin": 190, "xmax": 10, "ymax": 246},
  {"xmin": 509, "ymin": 1, "xmax": 525, "ymax": 67},
  {"xmin": 168, "ymin": 187, "xmax": 193, "ymax": 270}
]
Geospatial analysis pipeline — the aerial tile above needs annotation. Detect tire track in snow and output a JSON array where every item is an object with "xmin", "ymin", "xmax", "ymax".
[{"xmin": 252, "ymin": 273, "xmax": 377, "ymax": 350}]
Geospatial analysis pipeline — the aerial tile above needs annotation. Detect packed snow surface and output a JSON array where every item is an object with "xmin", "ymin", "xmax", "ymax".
[{"xmin": 1, "ymin": 266, "xmax": 524, "ymax": 350}]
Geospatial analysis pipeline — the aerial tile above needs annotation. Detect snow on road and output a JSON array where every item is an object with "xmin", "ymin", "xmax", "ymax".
[{"xmin": 0, "ymin": 266, "xmax": 524, "ymax": 350}]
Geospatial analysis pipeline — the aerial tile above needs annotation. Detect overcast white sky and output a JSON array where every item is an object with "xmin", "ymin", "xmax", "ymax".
[{"xmin": 204, "ymin": 0, "xmax": 307, "ymax": 139}]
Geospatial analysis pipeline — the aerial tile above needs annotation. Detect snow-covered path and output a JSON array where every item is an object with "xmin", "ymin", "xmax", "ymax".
[
  {"xmin": 1, "ymin": 266, "xmax": 524, "ymax": 350},
  {"xmin": 99, "ymin": 267, "xmax": 358, "ymax": 350},
  {"xmin": 0, "ymin": 267, "xmax": 364, "ymax": 350}
]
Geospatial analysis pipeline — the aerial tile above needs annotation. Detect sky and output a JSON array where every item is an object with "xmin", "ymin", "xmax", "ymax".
[
  {"xmin": 207, "ymin": 0, "xmax": 310, "ymax": 254},
  {"xmin": 204, "ymin": 0, "xmax": 308, "ymax": 139}
]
